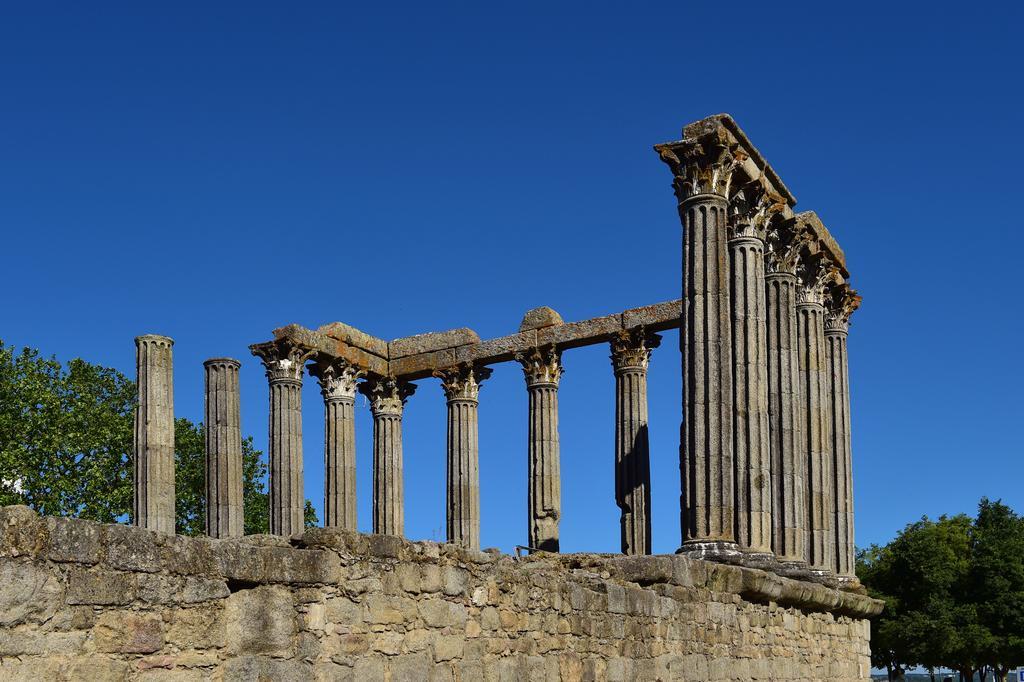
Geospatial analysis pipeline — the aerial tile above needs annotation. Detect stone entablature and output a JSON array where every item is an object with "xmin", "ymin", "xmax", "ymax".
[{"xmin": 0, "ymin": 505, "xmax": 881, "ymax": 680}]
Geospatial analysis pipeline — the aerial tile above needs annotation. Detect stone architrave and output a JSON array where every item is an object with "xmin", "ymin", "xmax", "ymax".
[
  {"xmin": 434, "ymin": 364, "xmax": 493, "ymax": 550},
  {"xmin": 515, "ymin": 345, "xmax": 564, "ymax": 553},
  {"xmin": 134, "ymin": 334, "xmax": 176, "ymax": 535},
  {"xmin": 310, "ymin": 359, "xmax": 364, "ymax": 530},
  {"xmin": 765, "ymin": 227, "xmax": 810, "ymax": 567},
  {"xmin": 728, "ymin": 183, "xmax": 786, "ymax": 561},
  {"xmin": 796, "ymin": 257, "xmax": 837, "ymax": 575},
  {"xmin": 610, "ymin": 329, "xmax": 661, "ymax": 556},
  {"xmin": 359, "ymin": 377, "xmax": 416, "ymax": 536},
  {"xmin": 656, "ymin": 128, "xmax": 739, "ymax": 558},
  {"xmin": 204, "ymin": 358, "xmax": 244, "ymax": 538},
  {"xmin": 251, "ymin": 341, "xmax": 314, "ymax": 537},
  {"xmin": 826, "ymin": 285, "xmax": 861, "ymax": 581}
]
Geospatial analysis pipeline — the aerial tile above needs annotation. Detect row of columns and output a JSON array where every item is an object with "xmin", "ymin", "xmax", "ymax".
[{"xmin": 661, "ymin": 135, "xmax": 860, "ymax": 581}]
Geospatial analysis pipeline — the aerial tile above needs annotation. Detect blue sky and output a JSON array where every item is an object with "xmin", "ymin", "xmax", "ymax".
[{"xmin": 2, "ymin": 2, "xmax": 1021, "ymax": 554}]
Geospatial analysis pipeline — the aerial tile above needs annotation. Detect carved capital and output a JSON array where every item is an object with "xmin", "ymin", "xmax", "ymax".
[
  {"xmin": 434, "ymin": 364, "xmax": 493, "ymax": 402},
  {"xmin": 610, "ymin": 329, "xmax": 662, "ymax": 373},
  {"xmin": 796, "ymin": 256, "xmax": 840, "ymax": 307},
  {"xmin": 250, "ymin": 340, "xmax": 315, "ymax": 384},
  {"xmin": 826, "ymin": 286, "xmax": 862, "ymax": 333},
  {"xmin": 515, "ymin": 345, "xmax": 563, "ymax": 387},
  {"xmin": 359, "ymin": 376, "xmax": 416, "ymax": 417},
  {"xmin": 729, "ymin": 179, "xmax": 788, "ymax": 242},
  {"xmin": 765, "ymin": 227, "xmax": 810, "ymax": 275},
  {"xmin": 310, "ymin": 358, "xmax": 365, "ymax": 402},
  {"xmin": 657, "ymin": 128, "xmax": 740, "ymax": 201}
]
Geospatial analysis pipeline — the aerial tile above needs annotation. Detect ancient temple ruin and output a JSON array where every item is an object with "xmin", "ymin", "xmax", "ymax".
[{"xmin": 2, "ymin": 114, "xmax": 879, "ymax": 680}]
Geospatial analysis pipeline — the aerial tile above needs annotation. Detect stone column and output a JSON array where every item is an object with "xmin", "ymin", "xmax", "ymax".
[
  {"xmin": 826, "ymin": 286, "xmax": 860, "ymax": 582},
  {"xmin": 765, "ymin": 230, "xmax": 809, "ymax": 567},
  {"xmin": 252, "ymin": 342, "xmax": 312, "ymax": 537},
  {"xmin": 728, "ymin": 187, "xmax": 786, "ymax": 562},
  {"xmin": 359, "ymin": 377, "xmax": 416, "ymax": 536},
  {"xmin": 611, "ymin": 329, "xmax": 660, "ymax": 556},
  {"xmin": 657, "ymin": 139, "xmax": 738, "ymax": 558},
  {"xmin": 516, "ymin": 346, "xmax": 563, "ymax": 553},
  {"xmin": 796, "ymin": 259, "xmax": 836, "ymax": 575},
  {"xmin": 310, "ymin": 359, "xmax": 364, "ymax": 530},
  {"xmin": 134, "ymin": 334, "xmax": 176, "ymax": 534},
  {"xmin": 204, "ymin": 358, "xmax": 243, "ymax": 538},
  {"xmin": 434, "ymin": 364, "xmax": 493, "ymax": 550}
]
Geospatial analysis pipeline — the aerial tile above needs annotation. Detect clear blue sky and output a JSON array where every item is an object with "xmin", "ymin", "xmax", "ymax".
[{"xmin": 2, "ymin": 2, "xmax": 1021, "ymax": 554}]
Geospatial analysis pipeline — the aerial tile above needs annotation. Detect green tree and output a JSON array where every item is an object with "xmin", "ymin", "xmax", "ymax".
[
  {"xmin": 0, "ymin": 341, "xmax": 317, "ymax": 533},
  {"xmin": 0, "ymin": 342, "xmax": 134, "ymax": 520}
]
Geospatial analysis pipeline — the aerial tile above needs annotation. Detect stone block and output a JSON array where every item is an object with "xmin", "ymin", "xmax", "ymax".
[
  {"xmin": 221, "ymin": 655, "xmax": 310, "ymax": 682},
  {"xmin": 0, "ymin": 560, "xmax": 62, "ymax": 625},
  {"xmin": 389, "ymin": 328, "xmax": 480, "ymax": 359},
  {"xmin": 166, "ymin": 606, "xmax": 224, "ymax": 649},
  {"xmin": 44, "ymin": 516, "xmax": 102, "ymax": 564},
  {"xmin": 94, "ymin": 611, "xmax": 166, "ymax": 654},
  {"xmin": 104, "ymin": 523, "xmax": 166, "ymax": 573},
  {"xmin": 442, "ymin": 566, "xmax": 468, "ymax": 596},
  {"xmin": 66, "ymin": 567, "xmax": 135, "ymax": 605},
  {"xmin": 0, "ymin": 505, "xmax": 47, "ymax": 559},
  {"xmin": 224, "ymin": 585, "xmax": 295, "ymax": 655}
]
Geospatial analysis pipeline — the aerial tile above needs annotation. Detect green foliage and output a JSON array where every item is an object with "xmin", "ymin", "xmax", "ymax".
[
  {"xmin": 0, "ymin": 341, "xmax": 134, "ymax": 521},
  {"xmin": 859, "ymin": 501, "xmax": 1024, "ymax": 680},
  {"xmin": 0, "ymin": 340, "xmax": 318, "ymax": 535}
]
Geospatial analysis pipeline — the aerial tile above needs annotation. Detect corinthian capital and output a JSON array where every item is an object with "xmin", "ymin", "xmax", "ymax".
[
  {"xmin": 729, "ymin": 179, "xmax": 789, "ymax": 242},
  {"xmin": 358, "ymin": 376, "xmax": 416, "ymax": 417},
  {"xmin": 796, "ymin": 256, "xmax": 840, "ymax": 307},
  {"xmin": 250, "ymin": 340, "xmax": 315, "ymax": 384},
  {"xmin": 610, "ymin": 328, "xmax": 662, "ymax": 373},
  {"xmin": 515, "ymin": 345, "xmax": 563, "ymax": 387},
  {"xmin": 825, "ymin": 285, "xmax": 862, "ymax": 333},
  {"xmin": 434, "ymin": 364, "xmax": 493, "ymax": 402},
  {"xmin": 656, "ymin": 129, "xmax": 739, "ymax": 201},
  {"xmin": 310, "ymin": 358, "xmax": 365, "ymax": 401},
  {"xmin": 765, "ymin": 227, "xmax": 810, "ymax": 275}
]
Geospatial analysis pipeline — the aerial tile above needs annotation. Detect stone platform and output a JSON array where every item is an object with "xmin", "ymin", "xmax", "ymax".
[{"xmin": 0, "ymin": 506, "xmax": 881, "ymax": 681}]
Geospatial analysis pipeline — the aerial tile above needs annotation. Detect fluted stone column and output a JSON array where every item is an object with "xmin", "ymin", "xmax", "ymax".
[
  {"xmin": 435, "ymin": 364, "xmax": 492, "ymax": 549},
  {"xmin": 826, "ymin": 287, "xmax": 860, "ymax": 581},
  {"xmin": 657, "ymin": 149, "xmax": 738, "ymax": 559},
  {"xmin": 311, "ymin": 359, "xmax": 364, "ymax": 530},
  {"xmin": 765, "ymin": 232, "xmax": 809, "ymax": 567},
  {"xmin": 204, "ymin": 358, "xmax": 243, "ymax": 538},
  {"xmin": 796, "ymin": 261, "xmax": 836, "ymax": 575},
  {"xmin": 728, "ymin": 190, "xmax": 785, "ymax": 561},
  {"xmin": 516, "ymin": 346, "xmax": 563, "ymax": 553},
  {"xmin": 252, "ymin": 342, "xmax": 311, "ymax": 537},
  {"xmin": 360, "ymin": 377, "xmax": 416, "ymax": 536},
  {"xmin": 611, "ymin": 330, "xmax": 660, "ymax": 556},
  {"xmin": 134, "ymin": 334, "xmax": 176, "ymax": 534}
]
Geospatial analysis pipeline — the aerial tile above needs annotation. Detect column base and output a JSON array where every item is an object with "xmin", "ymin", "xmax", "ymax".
[
  {"xmin": 837, "ymin": 574, "xmax": 864, "ymax": 593},
  {"xmin": 737, "ymin": 549, "xmax": 777, "ymax": 571},
  {"xmin": 775, "ymin": 559, "xmax": 813, "ymax": 581},
  {"xmin": 807, "ymin": 567, "xmax": 840, "ymax": 588},
  {"xmin": 677, "ymin": 540, "xmax": 743, "ymax": 563}
]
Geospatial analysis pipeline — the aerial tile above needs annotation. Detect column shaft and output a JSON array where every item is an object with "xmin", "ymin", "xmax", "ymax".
[
  {"xmin": 681, "ymin": 194, "xmax": 736, "ymax": 553},
  {"xmin": 361, "ymin": 378, "xmax": 416, "ymax": 537},
  {"xmin": 729, "ymin": 235, "xmax": 772, "ymax": 556},
  {"xmin": 612, "ymin": 332, "xmax": 659, "ymax": 555},
  {"xmin": 797, "ymin": 297, "xmax": 834, "ymax": 572},
  {"xmin": 325, "ymin": 397, "xmax": 357, "ymax": 529},
  {"xmin": 134, "ymin": 335, "xmax": 176, "ymax": 534},
  {"xmin": 827, "ymin": 315, "xmax": 856, "ymax": 578},
  {"xmin": 518, "ymin": 347, "xmax": 562, "ymax": 553},
  {"xmin": 268, "ymin": 378, "xmax": 304, "ymax": 535},
  {"xmin": 766, "ymin": 272, "xmax": 807, "ymax": 564},
  {"xmin": 204, "ymin": 358, "xmax": 243, "ymax": 538}
]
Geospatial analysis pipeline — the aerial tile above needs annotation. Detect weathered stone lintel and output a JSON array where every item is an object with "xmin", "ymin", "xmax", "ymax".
[
  {"xmin": 391, "ymin": 300, "xmax": 682, "ymax": 379},
  {"xmin": 1, "ymin": 505, "xmax": 880, "ymax": 619},
  {"xmin": 271, "ymin": 324, "xmax": 389, "ymax": 377},
  {"xmin": 789, "ymin": 210, "xmax": 848, "ymax": 276}
]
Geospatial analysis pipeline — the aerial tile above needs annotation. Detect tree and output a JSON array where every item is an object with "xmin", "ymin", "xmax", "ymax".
[{"xmin": 0, "ymin": 340, "xmax": 317, "ymax": 533}]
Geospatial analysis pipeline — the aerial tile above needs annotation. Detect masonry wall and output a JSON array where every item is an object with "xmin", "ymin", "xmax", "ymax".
[{"xmin": 0, "ymin": 506, "xmax": 879, "ymax": 681}]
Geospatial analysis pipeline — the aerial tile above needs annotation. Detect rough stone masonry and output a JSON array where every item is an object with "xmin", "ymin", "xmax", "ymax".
[
  {"xmin": 1, "ymin": 114, "xmax": 880, "ymax": 680},
  {"xmin": 0, "ymin": 506, "xmax": 879, "ymax": 681}
]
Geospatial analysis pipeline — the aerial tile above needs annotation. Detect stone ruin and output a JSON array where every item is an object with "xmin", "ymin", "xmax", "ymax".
[{"xmin": 0, "ymin": 114, "xmax": 882, "ymax": 680}]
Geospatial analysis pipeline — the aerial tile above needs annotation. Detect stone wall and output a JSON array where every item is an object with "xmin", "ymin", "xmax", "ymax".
[{"xmin": 0, "ymin": 506, "xmax": 880, "ymax": 681}]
